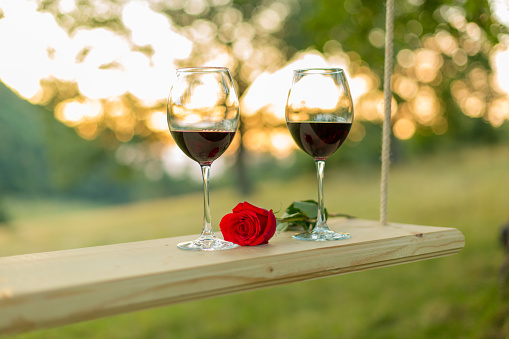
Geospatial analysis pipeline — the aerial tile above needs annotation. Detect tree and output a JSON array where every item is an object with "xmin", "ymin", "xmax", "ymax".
[
  {"xmin": 297, "ymin": 0, "xmax": 509, "ymax": 143},
  {"xmin": 1, "ymin": 0, "xmax": 508, "ymax": 191}
]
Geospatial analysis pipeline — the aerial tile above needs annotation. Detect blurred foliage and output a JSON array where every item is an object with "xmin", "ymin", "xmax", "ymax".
[
  {"xmin": 0, "ymin": 197, "xmax": 8, "ymax": 224},
  {"xmin": 28, "ymin": 0, "xmax": 509, "ymax": 147},
  {"xmin": 1, "ymin": 0, "xmax": 509, "ymax": 207},
  {"xmin": 0, "ymin": 82, "xmax": 202, "ymax": 206},
  {"xmin": 293, "ymin": 0, "xmax": 508, "ymax": 142},
  {"xmin": 0, "ymin": 82, "xmax": 52, "ymax": 195}
]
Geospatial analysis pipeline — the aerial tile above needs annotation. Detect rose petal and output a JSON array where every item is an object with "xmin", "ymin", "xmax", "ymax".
[
  {"xmin": 219, "ymin": 213, "xmax": 234, "ymax": 242},
  {"xmin": 234, "ymin": 211, "xmax": 263, "ymax": 246},
  {"xmin": 262, "ymin": 209, "xmax": 277, "ymax": 244},
  {"xmin": 220, "ymin": 202, "xmax": 276, "ymax": 246},
  {"xmin": 233, "ymin": 201, "xmax": 269, "ymax": 217}
]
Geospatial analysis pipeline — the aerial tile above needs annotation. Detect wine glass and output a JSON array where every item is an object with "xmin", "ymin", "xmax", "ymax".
[
  {"xmin": 285, "ymin": 68, "xmax": 354, "ymax": 241},
  {"xmin": 168, "ymin": 67, "xmax": 239, "ymax": 251}
]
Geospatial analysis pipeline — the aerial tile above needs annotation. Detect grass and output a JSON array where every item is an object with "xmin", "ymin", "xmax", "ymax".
[{"xmin": 2, "ymin": 144, "xmax": 509, "ymax": 338}]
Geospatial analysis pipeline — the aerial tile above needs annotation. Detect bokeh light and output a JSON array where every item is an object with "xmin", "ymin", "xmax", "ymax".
[{"xmin": 0, "ymin": 0, "xmax": 508, "ymax": 178}]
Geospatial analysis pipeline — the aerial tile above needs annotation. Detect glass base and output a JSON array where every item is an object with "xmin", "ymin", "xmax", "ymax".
[
  {"xmin": 177, "ymin": 236, "xmax": 238, "ymax": 251},
  {"xmin": 293, "ymin": 228, "xmax": 351, "ymax": 241}
]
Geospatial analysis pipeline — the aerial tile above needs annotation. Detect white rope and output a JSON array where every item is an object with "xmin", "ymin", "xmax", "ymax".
[{"xmin": 380, "ymin": 0, "xmax": 394, "ymax": 225}]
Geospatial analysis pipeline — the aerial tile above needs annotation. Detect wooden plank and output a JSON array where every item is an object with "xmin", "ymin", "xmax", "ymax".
[{"xmin": 0, "ymin": 218, "xmax": 464, "ymax": 335}]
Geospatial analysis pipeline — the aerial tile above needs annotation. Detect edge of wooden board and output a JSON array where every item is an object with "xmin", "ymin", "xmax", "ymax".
[{"xmin": 0, "ymin": 219, "xmax": 465, "ymax": 335}]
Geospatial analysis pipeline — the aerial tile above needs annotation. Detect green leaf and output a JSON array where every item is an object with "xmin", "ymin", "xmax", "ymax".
[
  {"xmin": 283, "ymin": 203, "xmax": 300, "ymax": 216},
  {"xmin": 276, "ymin": 200, "xmax": 352, "ymax": 232},
  {"xmin": 292, "ymin": 200, "xmax": 319, "ymax": 219},
  {"xmin": 277, "ymin": 212, "xmax": 307, "ymax": 223},
  {"xmin": 276, "ymin": 222, "xmax": 289, "ymax": 232}
]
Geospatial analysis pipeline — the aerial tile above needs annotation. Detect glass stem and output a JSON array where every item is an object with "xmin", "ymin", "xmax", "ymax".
[
  {"xmin": 315, "ymin": 160, "xmax": 328, "ymax": 231},
  {"xmin": 200, "ymin": 164, "xmax": 214, "ymax": 238}
]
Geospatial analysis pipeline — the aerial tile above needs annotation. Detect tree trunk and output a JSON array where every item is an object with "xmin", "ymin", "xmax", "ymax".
[{"xmin": 235, "ymin": 117, "xmax": 253, "ymax": 197}]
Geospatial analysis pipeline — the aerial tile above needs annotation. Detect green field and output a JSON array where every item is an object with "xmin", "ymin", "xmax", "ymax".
[{"xmin": 2, "ymin": 145, "xmax": 509, "ymax": 338}]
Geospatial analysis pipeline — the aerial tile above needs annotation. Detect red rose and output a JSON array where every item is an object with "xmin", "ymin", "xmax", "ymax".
[{"xmin": 219, "ymin": 202, "xmax": 277, "ymax": 246}]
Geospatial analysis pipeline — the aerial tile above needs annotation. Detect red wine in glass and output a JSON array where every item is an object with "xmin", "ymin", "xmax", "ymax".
[
  {"xmin": 287, "ymin": 121, "xmax": 351, "ymax": 160},
  {"xmin": 285, "ymin": 68, "xmax": 354, "ymax": 241},
  {"xmin": 167, "ymin": 67, "xmax": 239, "ymax": 251},
  {"xmin": 171, "ymin": 130, "xmax": 236, "ymax": 165}
]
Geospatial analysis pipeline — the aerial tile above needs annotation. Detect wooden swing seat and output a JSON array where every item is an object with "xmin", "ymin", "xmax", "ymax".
[{"xmin": 0, "ymin": 218, "xmax": 464, "ymax": 335}]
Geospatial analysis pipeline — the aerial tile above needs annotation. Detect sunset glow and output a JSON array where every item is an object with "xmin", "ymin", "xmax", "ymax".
[
  {"xmin": 0, "ymin": 0, "xmax": 508, "ymax": 176},
  {"xmin": 0, "ymin": 0, "xmax": 190, "ymax": 105},
  {"xmin": 240, "ymin": 51, "xmax": 363, "ymax": 120}
]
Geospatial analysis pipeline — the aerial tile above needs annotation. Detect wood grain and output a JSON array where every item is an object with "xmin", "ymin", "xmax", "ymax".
[{"xmin": 0, "ymin": 218, "xmax": 464, "ymax": 335}]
